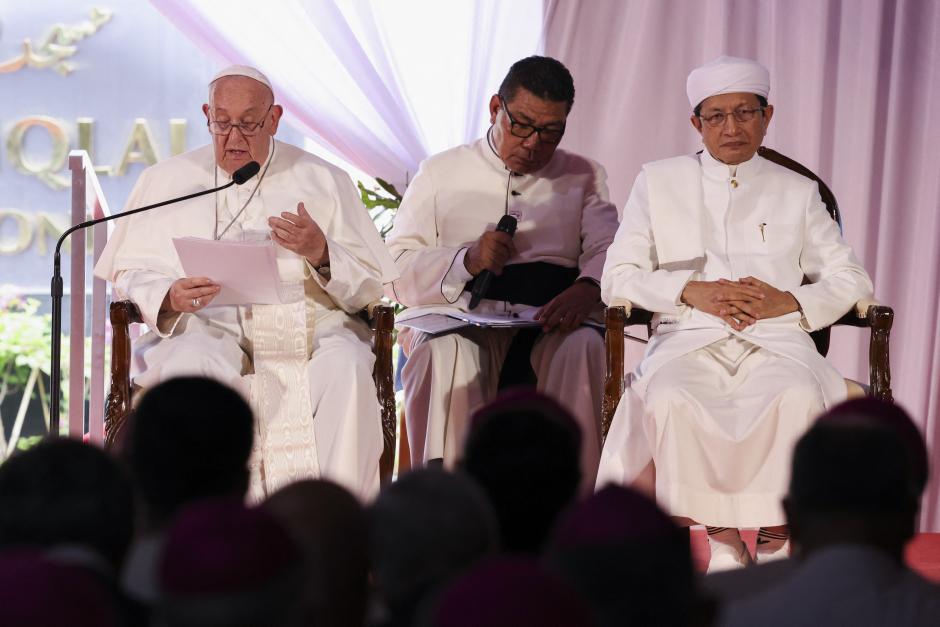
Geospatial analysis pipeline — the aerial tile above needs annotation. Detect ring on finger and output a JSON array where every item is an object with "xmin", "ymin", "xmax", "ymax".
[{"xmin": 192, "ymin": 298, "xmax": 200, "ymax": 307}]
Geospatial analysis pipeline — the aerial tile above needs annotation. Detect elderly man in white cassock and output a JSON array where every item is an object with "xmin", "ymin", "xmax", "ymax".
[
  {"xmin": 597, "ymin": 56, "xmax": 873, "ymax": 571},
  {"xmin": 95, "ymin": 65, "xmax": 398, "ymax": 501},
  {"xmin": 385, "ymin": 56, "xmax": 619, "ymax": 492}
]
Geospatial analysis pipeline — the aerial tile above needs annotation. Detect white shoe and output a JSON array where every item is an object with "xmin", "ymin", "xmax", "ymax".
[
  {"xmin": 707, "ymin": 537, "xmax": 753, "ymax": 573},
  {"xmin": 756, "ymin": 539, "xmax": 790, "ymax": 564}
]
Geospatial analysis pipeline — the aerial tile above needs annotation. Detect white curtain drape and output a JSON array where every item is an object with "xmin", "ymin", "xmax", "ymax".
[{"xmin": 150, "ymin": 0, "xmax": 544, "ymax": 187}]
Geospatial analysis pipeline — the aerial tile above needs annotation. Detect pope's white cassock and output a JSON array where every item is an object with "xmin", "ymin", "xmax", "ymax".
[
  {"xmin": 597, "ymin": 148, "xmax": 873, "ymax": 527},
  {"xmin": 386, "ymin": 139, "xmax": 619, "ymax": 486},
  {"xmin": 95, "ymin": 139, "xmax": 398, "ymax": 501}
]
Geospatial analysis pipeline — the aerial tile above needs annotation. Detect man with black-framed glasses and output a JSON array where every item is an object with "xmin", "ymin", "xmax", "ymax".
[
  {"xmin": 95, "ymin": 65, "xmax": 398, "ymax": 503},
  {"xmin": 386, "ymin": 56, "xmax": 619, "ymax": 494},
  {"xmin": 598, "ymin": 56, "xmax": 873, "ymax": 573}
]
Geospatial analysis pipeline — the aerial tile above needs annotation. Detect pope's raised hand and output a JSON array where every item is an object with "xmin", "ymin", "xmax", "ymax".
[{"xmin": 268, "ymin": 202, "xmax": 329, "ymax": 267}]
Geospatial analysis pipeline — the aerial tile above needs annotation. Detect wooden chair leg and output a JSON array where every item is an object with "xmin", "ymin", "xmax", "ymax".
[
  {"xmin": 372, "ymin": 305, "xmax": 397, "ymax": 485},
  {"xmin": 602, "ymin": 306, "xmax": 627, "ymax": 444}
]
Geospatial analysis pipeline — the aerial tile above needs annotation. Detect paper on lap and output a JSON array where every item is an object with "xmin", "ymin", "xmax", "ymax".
[
  {"xmin": 396, "ymin": 307, "xmax": 603, "ymax": 335},
  {"xmin": 173, "ymin": 237, "xmax": 292, "ymax": 306}
]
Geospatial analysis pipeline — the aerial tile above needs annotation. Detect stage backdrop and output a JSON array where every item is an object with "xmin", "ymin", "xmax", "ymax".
[
  {"xmin": 0, "ymin": 0, "xmax": 308, "ymax": 296},
  {"xmin": 543, "ymin": 0, "xmax": 940, "ymax": 530}
]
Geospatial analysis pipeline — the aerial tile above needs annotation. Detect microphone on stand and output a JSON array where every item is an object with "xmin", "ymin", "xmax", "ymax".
[
  {"xmin": 468, "ymin": 214, "xmax": 518, "ymax": 310},
  {"xmin": 49, "ymin": 161, "xmax": 261, "ymax": 433}
]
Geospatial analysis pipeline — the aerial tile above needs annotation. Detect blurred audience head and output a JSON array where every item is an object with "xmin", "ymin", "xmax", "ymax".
[
  {"xmin": 158, "ymin": 498, "xmax": 302, "ymax": 627},
  {"xmin": 0, "ymin": 438, "xmax": 133, "ymax": 572},
  {"xmin": 819, "ymin": 397, "xmax": 929, "ymax": 496},
  {"xmin": 126, "ymin": 376, "xmax": 254, "ymax": 528},
  {"xmin": 369, "ymin": 468, "xmax": 498, "ymax": 625},
  {"xmin": 785, "ymin": 399, "xmax": 925, "ymax": 559},
  {"xmin": 547, "ymin": 484, "xmax": 697, "ymax": 627},
  {"xmin": 262, "ymin": 479, "xmax": 369, "ymax": 627},
  {"xmin": 426, "ymin": 555, "xmax": 595, "ymax": 627},
  {"xmin": 0, "ymin": 550, "xmax": 120, "ymax": 627},
  {"xmin": 461, "ymin": 389, "xmax": 581, "ymax": 552}
]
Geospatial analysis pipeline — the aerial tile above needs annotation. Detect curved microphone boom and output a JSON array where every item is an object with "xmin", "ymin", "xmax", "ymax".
[
  {"xmin": 468, "ymin": 214, "xmax": 518, "ymax": 310},
  {"xmin": 49, "ymin": 161, "xmax": 261, "ymax": 433}
]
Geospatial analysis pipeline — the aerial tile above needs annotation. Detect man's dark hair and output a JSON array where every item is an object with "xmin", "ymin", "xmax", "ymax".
[
  {"xmin": 693, "ymin": 94, "xmax": 768, "ymax": 117},
  {"xmin": 461, "ymin": 390, "xmax": 581, "ymax": 553},
  {"xmin": 498, "ymin": 56, "xmax": 575, "ymax": 111},
  {"xmin": 126, "ymin": 376, "xmax": 254, "ymax": 527},
  {"xmin": 0, "ymin": 438, "xmax": 134, "ymax": 570}
]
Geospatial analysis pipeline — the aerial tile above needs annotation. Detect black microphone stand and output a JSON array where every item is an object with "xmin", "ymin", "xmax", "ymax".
[{"xmin": 49, "ymin": 179, "xmax": 243, "ymax": 435}]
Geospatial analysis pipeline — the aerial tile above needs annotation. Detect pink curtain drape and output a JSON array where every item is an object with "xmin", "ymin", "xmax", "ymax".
[{"xmin": 545, "ymin": 0, "xmax": 940, "ymax": 530}]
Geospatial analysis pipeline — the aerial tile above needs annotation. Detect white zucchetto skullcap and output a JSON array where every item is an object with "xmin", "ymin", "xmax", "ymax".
[
  {"xmin": 686, "ymin": 56, "xmax": 769, "ymax": 109},
  {"xmin": 210, "ymin": 65, "xmax": 273, "ymax": 93}
]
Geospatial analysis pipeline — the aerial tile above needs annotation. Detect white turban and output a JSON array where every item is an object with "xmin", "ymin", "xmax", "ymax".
[
  {"xmin": 686, "ymin": 56, "xmax": 769, "ymax": 109},
  {"xmin": 210, "ymin": 64, "xmax": 273, "ymax": 93}
]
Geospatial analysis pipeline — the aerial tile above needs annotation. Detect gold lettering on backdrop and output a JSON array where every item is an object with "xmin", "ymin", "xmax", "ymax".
[
  {"xmin": 0, "ymin": 8, "xmax": 113, "ymax": 76},
  {"xmin": 6, "ymin": 117, "xmax": 70, "ymax": 190},
  {"xmin": 0, "ymin": 210, "xmax": 33, "ymax": 255},
  {"xmin": 114, "ymin": 118, "xmax": 159, "ymax": 176},
  {"xmin": 35, "ymin": 212, "xmax": 67, "ymax": 256},
  {"xmin": 170, "ymin": 119, "xmax": 187, "ymax": 156},
  {"xmin": 77, "ymin": 118, "xmax": 114, "ymax": 176}
]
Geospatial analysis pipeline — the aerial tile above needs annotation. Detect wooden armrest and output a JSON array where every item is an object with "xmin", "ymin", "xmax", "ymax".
[
  {"xmin": 605, "ymin": 300, "xmax": 654, "ymax": 326},
  {"xmin": 105, "ymin": 300, "xmax": 142, "ymax": 449},
  {"xmin": 830, "ymin": 302, "xmax": 893, "ymax": 402},
  {"xmin": 832, "ymin": 300, "xmax": 888, "ymax": 328}
]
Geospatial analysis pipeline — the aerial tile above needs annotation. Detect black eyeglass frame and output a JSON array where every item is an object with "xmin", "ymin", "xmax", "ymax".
[{"xmin": 499, "ymin": 96, "xmax": 566, "ymax": 144}]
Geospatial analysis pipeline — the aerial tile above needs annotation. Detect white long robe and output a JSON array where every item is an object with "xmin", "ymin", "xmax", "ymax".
[
  {"xmin": 95, "ymin": 140, "xmax": 399, "ymax": 501},
  {"xmin": 597, "ymin": 150, "xmax": 873, "ymax": 526},
  {"xmin": 385, "ymin": 139, "xmax": 619, "ymax": 489}
]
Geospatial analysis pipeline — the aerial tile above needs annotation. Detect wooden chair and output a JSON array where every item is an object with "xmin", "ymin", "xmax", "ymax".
[
  {"xmin": 602, "ymin": 147, "xmax": 894, "ymax": 441},
  {"xmin": 106, "ymin": 300, "xmax": 398, "ymax": 485}
]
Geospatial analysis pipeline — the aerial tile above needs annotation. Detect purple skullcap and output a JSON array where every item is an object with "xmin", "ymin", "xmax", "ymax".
[
  {"xmin": 0, "ymin": 550, "xmax": 119, "ymax": 627},
  {"xmin": 160, "ymin": 497, "xmax": 299, "ymax": 597},
  {"xmin": 550, "ymin": 484, "xmax": 676, "ymax": 551},
  {"xmin": 818, "ymin": 398, "xmax": 928, "ymax": 494},
  {"xmin": 433, "ymin": 556, "xmax": 595, "ymax": 627}
]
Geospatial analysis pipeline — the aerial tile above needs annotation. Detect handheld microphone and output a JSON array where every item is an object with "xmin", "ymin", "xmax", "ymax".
[
  {"xmin": 49, "ymin": 160, "xmax": 261, "ymax": 431},
  {"xmin": 468, "ymin": 214, "xmax": 518, "ymax": 310}
]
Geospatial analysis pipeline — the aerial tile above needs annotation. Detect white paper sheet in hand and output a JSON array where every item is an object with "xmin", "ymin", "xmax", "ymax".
[{"xmin": 173, "ymin": 237, "xmax": 283, "ymax": 306}]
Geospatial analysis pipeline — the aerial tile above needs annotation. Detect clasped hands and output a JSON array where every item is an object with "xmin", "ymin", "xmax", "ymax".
[
  {"xmin": 163, "ymin": 203, "xmax": 328, "ymax": 314},
  {"xmin": 680, "ymin": 276, "xmax": 800, "ymax": 331},
  {"xmin": 464, "ymin": 228, "xmax": 599, "ymax": 334}
]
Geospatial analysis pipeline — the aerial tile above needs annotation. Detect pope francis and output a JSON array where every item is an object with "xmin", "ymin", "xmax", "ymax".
[{"xmin": 95, "ymin": 65, "xmax": 398, "ymax": 501}]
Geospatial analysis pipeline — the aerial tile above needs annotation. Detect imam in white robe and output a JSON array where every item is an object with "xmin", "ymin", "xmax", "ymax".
[
  {"xmin": 95, "ymin": 140, "xmax": 399, "ymax": 501},
  {"xmin": 597, "ymin": 150, "xmax": 873, "ymax": 527},
  {"xmin": 385, "ymin": 138, "xmax": 619, "ymax": 488}
]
